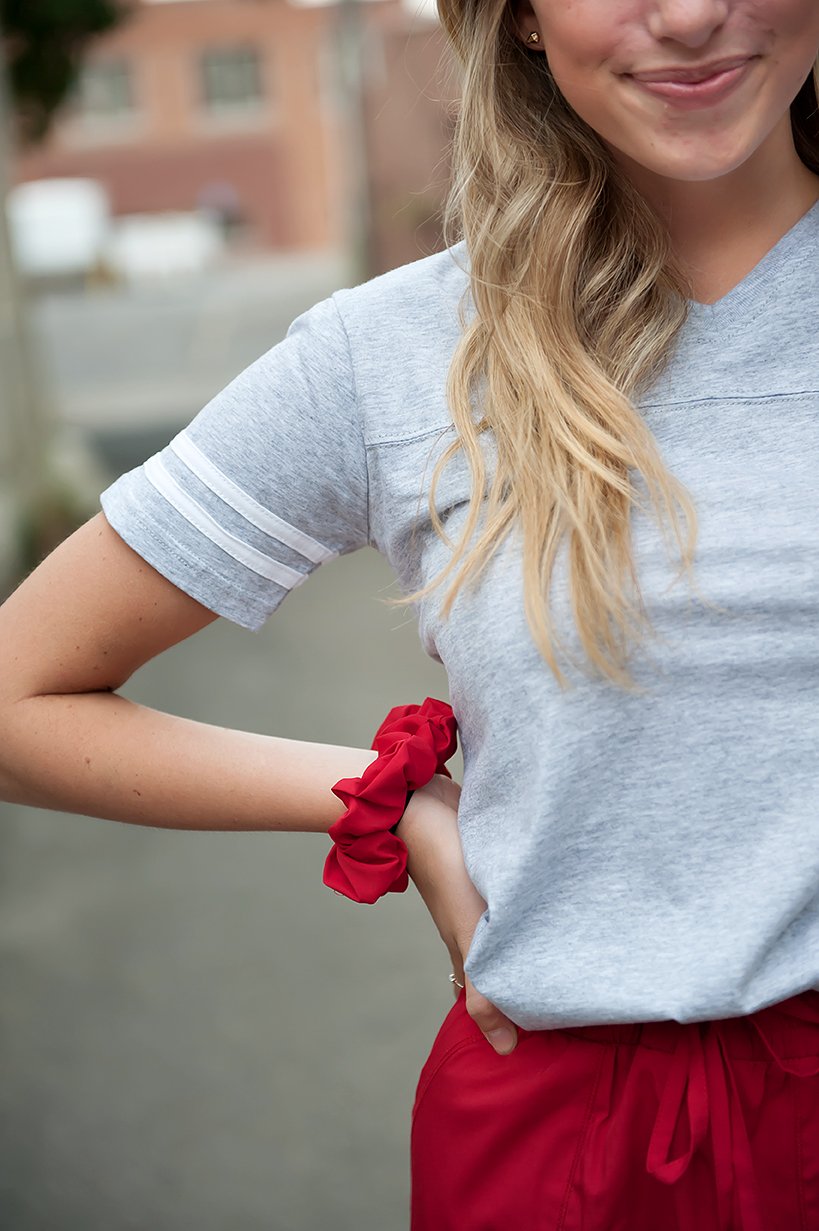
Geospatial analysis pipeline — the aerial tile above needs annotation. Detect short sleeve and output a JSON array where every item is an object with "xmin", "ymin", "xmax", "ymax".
[{"xmin": 99, "ymin": 292, "xmax": 369, "ymax": 630}]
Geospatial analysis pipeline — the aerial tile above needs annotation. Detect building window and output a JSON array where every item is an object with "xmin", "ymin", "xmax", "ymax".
[
  {"xmin": 75, "ymin": 59, "xmax": 135, "ymax": 119},
  {"xmin": 200, "ymin": 46, "xmax": 265, "ymax": 112}
]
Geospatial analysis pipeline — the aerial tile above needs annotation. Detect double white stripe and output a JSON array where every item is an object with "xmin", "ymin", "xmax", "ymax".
[{"xmin": 143, "ymin": 433, "xmax": 336, "ymax": 590}]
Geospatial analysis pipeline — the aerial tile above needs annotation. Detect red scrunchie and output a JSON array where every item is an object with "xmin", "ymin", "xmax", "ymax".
[{"xmin": 322, "ymin": 698, "xmax": 458, "ymax": 904}]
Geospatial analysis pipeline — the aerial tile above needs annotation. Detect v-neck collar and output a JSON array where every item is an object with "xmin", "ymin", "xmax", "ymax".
[
  {"xmin": 685, "ymin": 197, "xmax": 819, "ymax": 324},
  {"xmin": 453, "ymin": 195, "xmax": 819, "ymax": 328}
]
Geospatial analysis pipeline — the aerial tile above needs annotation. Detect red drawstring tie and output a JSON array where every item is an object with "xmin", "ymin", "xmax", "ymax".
[
  {"xmin": 646, "ymin": 994, "xmax": 819, "ymax": 1230},
  {"xmin": 322, "ymin": 698, "xmax": 458, "ymax": 904}
]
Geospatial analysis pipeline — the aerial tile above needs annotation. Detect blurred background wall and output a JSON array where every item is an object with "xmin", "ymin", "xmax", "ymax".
[
  {"xmin": 0, "ymin": 3, "xmax": 471, "ymax": 1228},
  {"xmin": 12, "ymin": 0, "xmax": 456, "ymax": 271},
  {"xmin": 1, "ymin": 0, "xmax": 461, "ymax": 582}
]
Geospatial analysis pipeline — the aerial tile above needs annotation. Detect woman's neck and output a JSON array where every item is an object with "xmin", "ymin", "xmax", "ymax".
[{"xmin": 612, "ymin": 114, "xmax": 819, "ymax": 305}]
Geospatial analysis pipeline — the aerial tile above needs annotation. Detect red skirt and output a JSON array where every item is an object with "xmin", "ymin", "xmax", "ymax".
[{"xmin": 410, "ymin": 986, "xmax": 819, "ymax": 1231}]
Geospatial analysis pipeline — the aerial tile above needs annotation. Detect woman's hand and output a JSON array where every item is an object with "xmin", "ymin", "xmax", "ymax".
[{"xmin": 395, "ymin": 775, "xmax": 519, "ymax": 1055}]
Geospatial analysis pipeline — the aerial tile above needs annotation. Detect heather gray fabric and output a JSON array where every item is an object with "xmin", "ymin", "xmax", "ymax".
[{"xmin": 101, "ymin": 200, "xmax": 819, "ymax": 1030}]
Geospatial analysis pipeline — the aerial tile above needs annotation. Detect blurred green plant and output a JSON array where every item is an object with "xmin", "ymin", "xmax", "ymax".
[
  {"xmin": 13, "ymin": 481, "xmax": 94, "ymax": 587},
  {"xmin": 0, "ymin": 3, "xmax": 133, "ymax": 590},
  {"xmin": 1, "ymin": 0, "xmax": 132, "ymax": 145}
]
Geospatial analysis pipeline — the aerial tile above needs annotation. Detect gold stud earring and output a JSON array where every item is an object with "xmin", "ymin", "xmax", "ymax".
[{"xmin": 526, "ymin": 31, "xmax": 540, "ymax": 44}]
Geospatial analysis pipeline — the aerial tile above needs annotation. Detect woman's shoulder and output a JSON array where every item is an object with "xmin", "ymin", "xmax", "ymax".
[
  {"xmin": 332, "ymin": 240, "xmax": 472, "ymax": 348},
  {"xmin": 329, "ymin": 241, "xmax": 472, "ymax": 445}
]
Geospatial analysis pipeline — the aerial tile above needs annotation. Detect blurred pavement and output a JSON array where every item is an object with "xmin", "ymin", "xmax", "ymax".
[
  {"xmin": 0, "ymin": 249, "xmax": 468, "ymax": 1231},
  {"xmin": 28, "ymin": 247, "xmax": 353, "ymax": 472}
]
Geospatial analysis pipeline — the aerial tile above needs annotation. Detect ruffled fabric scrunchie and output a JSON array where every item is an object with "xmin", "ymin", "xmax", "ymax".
[{"xmin": 322, "ymin": 698, "xmax": 458, "ymax": 904}]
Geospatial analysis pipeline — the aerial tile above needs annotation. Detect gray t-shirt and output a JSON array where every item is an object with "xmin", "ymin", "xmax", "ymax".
[{"xmin": 101, "ymin": 200, "xmax": 819, "ymax": 1030}]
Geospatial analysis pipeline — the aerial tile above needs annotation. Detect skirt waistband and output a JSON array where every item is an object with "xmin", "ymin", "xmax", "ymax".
[{"xmin": 558, "ymin": 988, "xmax": 819, "ymax": 1061}]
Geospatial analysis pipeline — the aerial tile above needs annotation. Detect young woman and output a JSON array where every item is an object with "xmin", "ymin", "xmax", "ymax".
[{"xmin": 2, "ymin": 0, "xmax": 819, "ymax": 1227}]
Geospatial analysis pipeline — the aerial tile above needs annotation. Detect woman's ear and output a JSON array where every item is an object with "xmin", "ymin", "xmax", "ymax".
[{"xmin": 510, "ymin": 0, "xmax": 542, "ymax": 51}]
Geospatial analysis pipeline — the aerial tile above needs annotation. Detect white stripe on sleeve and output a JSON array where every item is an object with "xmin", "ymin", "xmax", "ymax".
[
  {"xmin": 170, "ymin": 433, "xmax": 336, "ymax": 565},
  {"xmin": 144, "ymin": 455, "xmax": 308, "ymax": 590}
]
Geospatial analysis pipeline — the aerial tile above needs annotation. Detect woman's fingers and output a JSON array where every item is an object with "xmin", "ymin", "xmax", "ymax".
[{"xmin": 464, "ymin": 972, "xmax": 519, "ymax": 1054}]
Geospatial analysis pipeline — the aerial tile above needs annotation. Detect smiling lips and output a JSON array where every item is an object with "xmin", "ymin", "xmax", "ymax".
[
  {"xmin": 629, "ymin": 55, "xmax": 754, "ymax": 84},
  {"xmin": 624, "ymin": 58, "xmax": 755, "ymax": 108}
]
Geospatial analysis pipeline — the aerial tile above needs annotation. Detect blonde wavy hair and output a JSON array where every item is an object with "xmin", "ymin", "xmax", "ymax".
[{"xmin": 392, "ymin": 4, "xmax": 819, "ymax": 693}]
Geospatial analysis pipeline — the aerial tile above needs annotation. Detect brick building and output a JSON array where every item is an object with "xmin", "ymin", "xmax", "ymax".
[{"xmin": 12, "ymin": 0, "xmax": 459, "ymax": 274}]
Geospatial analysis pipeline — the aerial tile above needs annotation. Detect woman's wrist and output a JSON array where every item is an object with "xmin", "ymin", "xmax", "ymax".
[
  {"xmin": 389, "ymin": 789, "xmax": 415, "ymax": 835},
  {"xmin": 390, "ymin": 776, "xmax": 450, "ymax": 841},
  {"xmin": 322, "ymin": 699, "xmax": 458, "ymax": 904},
  {"xmin": 396, "ymin": 778, "xmax": 484, "ymax": 961}
]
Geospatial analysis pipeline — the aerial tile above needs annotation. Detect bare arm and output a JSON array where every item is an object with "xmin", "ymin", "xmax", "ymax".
[
  {"xmin": 1, "ymin": 511, "xmax": 520, "ymax": 1048},
  {"xmin": 396, "ymin": 777, "xmax": 520, "ymax": 1053},
  {"xmin": 0, "ymin": 512, "xmax": 376, "ymax": 831}
]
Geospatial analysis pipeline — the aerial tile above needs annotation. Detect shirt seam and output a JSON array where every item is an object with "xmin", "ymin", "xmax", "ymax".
[
  {"xmin": 362, "ymin": 391, "xmax": 818, "ymax": 446},
  {"xmin": 330, "ymin": 291, "xmax": 372, "ymax": 547},
  {"xmin": 365, "ymin": 423, "xmax": 457, "ymax": 449},
  {"xmin": 640, "ymin": 389, "xmax": 819, "ymax": 410}
]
